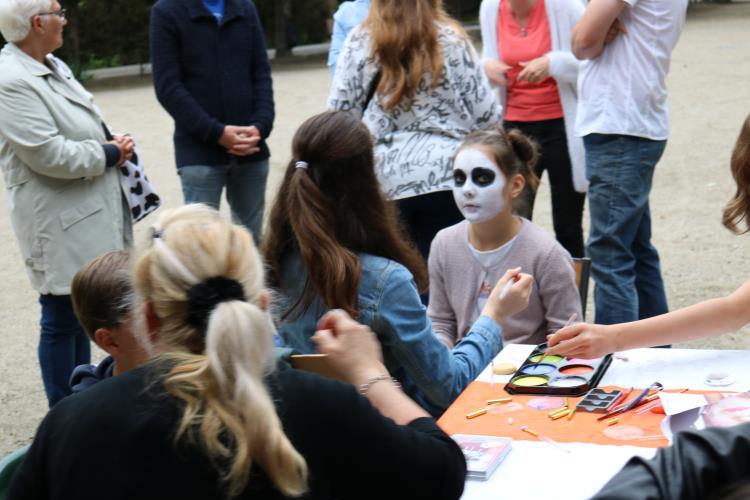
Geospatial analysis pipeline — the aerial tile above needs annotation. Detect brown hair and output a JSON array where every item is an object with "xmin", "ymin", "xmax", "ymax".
[
  {"xmin": 364, "ymin": 0, "xmax": 467, "ymax": 111},
  {"xmin": 723, "ymin": 114, "xmax": 750, "ymax": 234},
  {"xmin": 71, "ymin": 250, "xmax": 132, "ymax": 340},
  {"xmin": 458, "ymin": 126, "xmax": 540, "ymax": 191},
  {"xmin": 262, "ymin": 111, "xmax": 427, "ymax": 319},
  {"xmin": 135, "ymin": 205, "xmax": 307, "ymax": 498}
]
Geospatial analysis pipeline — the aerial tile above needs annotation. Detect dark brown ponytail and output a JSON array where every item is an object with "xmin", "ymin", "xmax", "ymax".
[
  {"xmin": 723, "ymin": 114, "xmax": 750, "ymax": 234},
  {"xmin": 262, "ymin": 111, "xmax": 427, "ymax": 319}
]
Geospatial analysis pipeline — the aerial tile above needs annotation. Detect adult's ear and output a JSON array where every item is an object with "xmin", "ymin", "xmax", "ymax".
[
  {"xmin": 260, "ymin": 289, "xmax": 270, "ymax": 311},
  {"xmin": 29, "ymin": 14, "xmax": 45, "ymax": 34},
  {"xmin": 144, "ymin": 302, "xmax": 161, "ymax": 343}
]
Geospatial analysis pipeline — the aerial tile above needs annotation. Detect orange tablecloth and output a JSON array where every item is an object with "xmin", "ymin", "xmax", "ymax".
[{"xmin": 439, "ymin": 382, "xmax": 720, "ymax": 449}]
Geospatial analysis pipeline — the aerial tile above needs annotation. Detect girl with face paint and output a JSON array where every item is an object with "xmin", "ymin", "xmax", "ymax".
[
  {"xmin": 264, "ymin": 112, "xmax": 535, "ymax": 416},
  {"xmin": 428, "ymin": 126, "xmax": 583, "ymax": 348}
]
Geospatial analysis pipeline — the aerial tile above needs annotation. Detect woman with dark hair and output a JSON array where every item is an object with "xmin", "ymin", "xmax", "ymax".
[
  {"xmin": 10, "ymin": 204, "xmax": 469, "ymax": 499},
  {"xmin": 264, "ymin": 111, "xmax": 533, "ymax": 416},
  {"xmin": 327, "ymin": 0, "xmax": 502, "ymax": 259}
]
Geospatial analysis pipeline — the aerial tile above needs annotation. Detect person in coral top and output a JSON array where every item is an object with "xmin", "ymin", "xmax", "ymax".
[{"xmin": 479, "ymin": 0, "xmax": 590, "ymax": 258}]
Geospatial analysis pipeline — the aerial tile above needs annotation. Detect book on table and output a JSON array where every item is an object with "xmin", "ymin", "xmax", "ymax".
[{"xmin": 452, "ymin": 434, "xmax": 512, "ymax": 480}]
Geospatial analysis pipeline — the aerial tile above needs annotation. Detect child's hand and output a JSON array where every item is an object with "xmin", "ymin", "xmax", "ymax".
[
  {"xmin": 482, "ymin": 268, "xmax": 533, "ymax": 324},
  {"xmin": 546, "ymin": 323, "xmax": 617, "ymax": 359}
]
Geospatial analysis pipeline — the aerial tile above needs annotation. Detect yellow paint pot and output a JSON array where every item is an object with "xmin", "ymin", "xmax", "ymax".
[
  {"xmin": 529, "ymin": 354, "xmax": 564, "ymax": 363},
  {"xmin": 511, "ymin": 375, "xmax": 548, "ymax": 387}
]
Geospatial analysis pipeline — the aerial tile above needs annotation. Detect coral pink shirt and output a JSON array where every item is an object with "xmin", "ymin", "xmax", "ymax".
[{"xmin": 498, "ymin": 0, "xmax": 563, "ymax": 122}]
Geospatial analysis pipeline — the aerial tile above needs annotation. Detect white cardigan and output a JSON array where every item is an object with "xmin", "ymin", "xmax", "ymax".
[{"xmin": 479, "ymin": 0, "xmax": 587, "ymax": 192}]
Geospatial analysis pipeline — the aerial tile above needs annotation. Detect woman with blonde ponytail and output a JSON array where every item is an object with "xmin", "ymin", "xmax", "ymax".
[{"xmin": 11, "ymin": 203, "xmax": 469, "ymax": 500}]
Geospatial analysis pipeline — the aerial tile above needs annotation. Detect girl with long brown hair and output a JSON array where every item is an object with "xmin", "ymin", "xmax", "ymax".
[
  {"xmin": 264, "ymin": 111, "xmax": 533, "ymax": 416},
  {"xmin": 10, "ymin": 204, "xmax": 469, "ymax": 499},
  {"xmin": 545, "ymin": 113, "xmax": 750, "ymax": 359},
  {"xmin": 327, "ymin": 0, "xmax": 503, "ymax": 260}
]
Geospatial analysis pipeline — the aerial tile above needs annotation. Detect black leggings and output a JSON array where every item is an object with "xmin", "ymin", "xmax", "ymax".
[
  {"xmin": 504, "ymin": 118, "xmax": 586, "ymax": 258},
  {"xmin": 395, "ymin": 190, "xmax": 464, "ymax": 261}
]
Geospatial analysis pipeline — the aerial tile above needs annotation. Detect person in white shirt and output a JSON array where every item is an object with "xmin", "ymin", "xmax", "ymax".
[{"xmin": 572, "ymin": 0, "xmax": 687, "ymax": 325}]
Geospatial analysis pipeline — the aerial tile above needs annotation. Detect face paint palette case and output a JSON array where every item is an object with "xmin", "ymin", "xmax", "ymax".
[{"xmin": 504, "ymin": 343, "xmax": 612, "ymax": 397}]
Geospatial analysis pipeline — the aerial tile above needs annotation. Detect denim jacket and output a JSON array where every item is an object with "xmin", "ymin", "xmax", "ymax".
[{"xmin": 276, "ymin": 252, "xmax": 503, "ymax": 415}]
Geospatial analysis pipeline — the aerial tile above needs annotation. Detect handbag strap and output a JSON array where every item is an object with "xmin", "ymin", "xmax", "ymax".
[
  {"xmin": 363, "ymin": 70, "xmax": 382, "ymax": 111},
  {"xmin": 102, "ymin": 122, "xmax": 114, "ymax": 141}
]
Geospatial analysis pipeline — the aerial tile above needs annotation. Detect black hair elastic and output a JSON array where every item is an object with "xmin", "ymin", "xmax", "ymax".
[{"xmin": 186, "ymin": 276, "xmax": 246, "ymax": 332}]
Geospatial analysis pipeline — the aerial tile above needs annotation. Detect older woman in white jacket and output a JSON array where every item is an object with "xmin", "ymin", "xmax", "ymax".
[
  {"xmin": 0, "ymin": 0, "xmax": 134, "ymax": 406},
  {"xmin": 479, "ymin": 0, "xmax": 587, "ymax": 258}
]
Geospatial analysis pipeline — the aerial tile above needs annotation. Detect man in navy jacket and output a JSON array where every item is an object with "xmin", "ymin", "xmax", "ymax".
[{"xmin": 150, "ymin": 0, "xmax": 274, "ymax": 242}]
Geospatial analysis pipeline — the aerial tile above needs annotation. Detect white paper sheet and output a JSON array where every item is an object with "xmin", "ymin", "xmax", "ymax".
[{"xmin": 658, "ymin": 392, "xmax": 709, "ymax": 416}]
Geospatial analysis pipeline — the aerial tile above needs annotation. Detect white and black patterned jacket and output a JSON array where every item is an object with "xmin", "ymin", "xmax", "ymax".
[{"xmin": 327, "ymin": 23, "xmax": 503, "ymax": 201}]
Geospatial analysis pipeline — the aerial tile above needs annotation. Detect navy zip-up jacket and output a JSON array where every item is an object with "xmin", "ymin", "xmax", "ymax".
[{"xmin": 150, "ymin": 0, "xmax": 274, "ymax": 168}]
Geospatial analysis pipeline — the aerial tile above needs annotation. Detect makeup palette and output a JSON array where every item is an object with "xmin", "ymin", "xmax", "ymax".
[
  {"xmin": 504, "ymin": 343, "xmax": 612, "ymax": 396},
  {"xmin": 576, "ymin": 389, "xmax": 623, "ymax": 413}
]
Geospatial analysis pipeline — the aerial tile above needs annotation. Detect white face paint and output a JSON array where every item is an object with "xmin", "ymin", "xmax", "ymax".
[{"xmin": 452, "ymin": 147, "xmax": 506, "ymax": 223}]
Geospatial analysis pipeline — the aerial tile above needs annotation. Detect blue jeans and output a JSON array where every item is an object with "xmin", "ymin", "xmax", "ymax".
[
  {"xmin": 179, "ymin": 158, "xmax": 269, "ymax": 243},
  {"xmin": 39, "ymin": 294, "xmax": 90, "ymax": 407},
  {"xmin": 584, "ymin": 134, "xmax": 669, "ymax": 325}
]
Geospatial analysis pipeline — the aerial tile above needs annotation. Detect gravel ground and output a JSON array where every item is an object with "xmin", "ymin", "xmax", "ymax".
[{"xmin": 1, "ymin": 2, "xmax": 749, "ymax": 455}]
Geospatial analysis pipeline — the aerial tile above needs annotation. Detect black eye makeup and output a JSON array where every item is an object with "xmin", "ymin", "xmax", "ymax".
[
  {"xmin": 453, "ymin": 169, "xmax": 467, "ymax": 187},
  {"xmin": 471, "ymin": 167, "xmax": 496, "ymax": 187}
]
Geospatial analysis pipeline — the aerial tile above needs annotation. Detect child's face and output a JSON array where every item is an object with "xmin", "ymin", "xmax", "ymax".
[{"xmin": 452, "ymin": 146, "xmax": 506, "ymax": 223}]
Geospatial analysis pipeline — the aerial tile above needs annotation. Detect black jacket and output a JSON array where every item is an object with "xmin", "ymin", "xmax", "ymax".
[
  {"xmin": 10, "ymin": 364, "xmax": 467, "ymax": 499},
  {"xmin": 593, "ymin": 421, "xmax": 750, "ymax": 499},
  {"xmin": 150, "ymin": 0, "xmax": 274, "ymax": 167}
]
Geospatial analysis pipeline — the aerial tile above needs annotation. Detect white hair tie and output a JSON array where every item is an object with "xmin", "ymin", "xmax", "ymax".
[
  {"xmin": 152, "ymin": 228, "xmax": 198, "ymax": 285},
  {"xmin": 295, "ymin": 161, "xmax": 309, "ymax": 170}
]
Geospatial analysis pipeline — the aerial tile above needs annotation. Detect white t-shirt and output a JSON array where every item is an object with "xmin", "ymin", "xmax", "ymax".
[
  {"xmin": 468, "ymin": 236, "xmax": 517, "ymax": 317},
  {"xmin": 575, "ymin": 0, "xmax": 687, "ymax": 141}
]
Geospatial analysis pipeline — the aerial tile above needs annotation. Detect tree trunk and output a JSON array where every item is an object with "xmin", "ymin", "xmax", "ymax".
[
  {"xmin": 67, "ymin": 1, "xmax": 82, "ymax": 70},
  {"xmin": 274, "ymin": 0, "xmax": 290, "ymax": 57}
]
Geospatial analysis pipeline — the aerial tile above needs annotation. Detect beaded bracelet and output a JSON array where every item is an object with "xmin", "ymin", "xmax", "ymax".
[{"xmin": 359, "ymin": 374, "xmax": 401, "ymax": 396}]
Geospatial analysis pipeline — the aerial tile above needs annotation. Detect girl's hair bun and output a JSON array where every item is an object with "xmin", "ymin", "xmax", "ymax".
[{"xmin": 506, "ymin": 128, "xmax": 539, "ymax": 167}]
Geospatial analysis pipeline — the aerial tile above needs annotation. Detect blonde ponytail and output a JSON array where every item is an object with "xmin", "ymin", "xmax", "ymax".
[{"xmin": 134, "ymin": 205, "xmax": 308, "ymax": 497}]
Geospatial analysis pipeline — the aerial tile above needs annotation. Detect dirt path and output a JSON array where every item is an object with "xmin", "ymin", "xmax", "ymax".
[{"xmin": 1, "ymin": 2, "xmax": 749, "ymax": 455}]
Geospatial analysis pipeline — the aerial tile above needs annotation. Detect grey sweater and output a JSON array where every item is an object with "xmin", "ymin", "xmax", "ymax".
[{"xmin": 428, "ymin": 219, "xmax": 582, "ymax": 347}]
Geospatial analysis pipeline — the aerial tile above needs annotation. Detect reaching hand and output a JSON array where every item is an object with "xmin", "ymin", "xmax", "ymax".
[
  {"xmin": 312, "ymin": 309, "xmax": 386, "ymax": 385},
  {"xmin": 517, "ymin": 56, "xmax": 550, "ymax": 84},
  {"xmin": 481, "ymin": 268, "xmax": 534, "ymax": 325},
  {"xmin": 219, "ymin": 125, "xmax": 261, "ymax": 156},
  {"xmin": 545, "ymin": 323, "xmax": 618, "ymax": 359},
  {"xmin": 483, "ymin": 59, "xmax": 512, "ymax": 87}
]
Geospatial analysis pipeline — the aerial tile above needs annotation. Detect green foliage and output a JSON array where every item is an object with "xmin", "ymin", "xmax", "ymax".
[
  {"xmin": 56, "ymin": 0, "xmax": 155, "ymax": 70},
  {"xmin": 0, "ymin": 0, "xmax": 482, "ymax": 72}
]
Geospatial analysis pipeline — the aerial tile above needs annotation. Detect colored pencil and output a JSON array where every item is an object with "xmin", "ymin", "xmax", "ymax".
[
  {"xmin": 498, "ymin": 279, "xmax": 514, "ymax": 300},
  {"xmin": 521, "ymin": 426, "xmax": 570, "ymax": 453}
]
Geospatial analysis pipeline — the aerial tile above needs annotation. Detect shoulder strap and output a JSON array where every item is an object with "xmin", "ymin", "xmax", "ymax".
[{"xmin": 363, "ymin": 70, "xmax": 382, "ymax": 111}]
